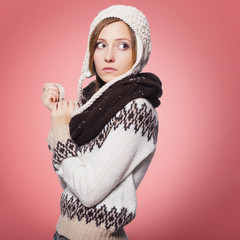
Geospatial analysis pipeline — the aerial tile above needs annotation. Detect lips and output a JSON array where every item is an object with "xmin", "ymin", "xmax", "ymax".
[{"xmin": 102, "ymin": 67, "xmax": 117, "ymax": 73}]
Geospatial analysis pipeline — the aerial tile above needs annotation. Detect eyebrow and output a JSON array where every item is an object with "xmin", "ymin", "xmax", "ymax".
[{"xmin": 97, "ymin": 38, "xmax": 131, "ymax": 43}]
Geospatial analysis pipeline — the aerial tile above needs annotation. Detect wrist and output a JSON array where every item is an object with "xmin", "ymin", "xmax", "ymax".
[
  {"xmin": 52, "ymin": 117, "xmax": 71, "ymax": 129},
  {"xmin": 52, "ymin": 124, "xmax": 71, "ymax": 147},
  {"xmin": 52, "ymin": 122, "xmax": 69, "ymax": 129}
]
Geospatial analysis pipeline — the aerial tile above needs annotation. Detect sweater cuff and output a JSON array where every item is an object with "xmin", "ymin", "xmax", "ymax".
[{"xmin": 52, "ymin": 124, "xmax": 78, "ymax": 171}]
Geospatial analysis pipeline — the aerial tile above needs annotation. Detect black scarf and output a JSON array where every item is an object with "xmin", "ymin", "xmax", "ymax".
[{"xmin": 69, "ymin": 72, "xmax": 163, "ymax": 147}]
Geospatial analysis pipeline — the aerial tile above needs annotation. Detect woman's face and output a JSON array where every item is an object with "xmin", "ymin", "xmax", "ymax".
[{"xmin": 93, "ymin": 21, "xmax": 134, "ymax": 83}]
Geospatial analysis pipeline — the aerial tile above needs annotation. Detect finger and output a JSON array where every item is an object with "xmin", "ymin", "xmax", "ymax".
[
  {"xmin": 44, "ymin": 84, "xmax": 60, "ymax": 94},
  {"xmin": 46, "ymin": 89, "xmax": 59, "ymax": 100},
  {"xmin": 50, "ymin": 97, "xmax": 56, "ymax": 103},
  {"xmin": 57, "ymin": 100, "xmax": 63, "ymax": 110},
  {"xmin": 45, "ymin": 86, "xmax": 59, "ymax": 93},
  {"xmin": 43, "ymin": 83, "xmax": 54, "ymax": 91},
  {"xmin": 41, "ymin": 90, "xmax": 49, "ymax": 97},
  {"xmin": 62, "ymin": 99, "xmax": 68, "ymax": 110},
  {"xmin": 68, "ymin": 100, "xmax": 75, "ymax": 112},
  {"xmin": 51, "ymin": 102, "xmax": 57, "ymax": 112},
  {"xmin": 45, "ymin": 92, "xmax": 58, "ymax": 103},
  {"xmin": 42, "ymin": 91, "xmax": 56, "ymax": 104}
]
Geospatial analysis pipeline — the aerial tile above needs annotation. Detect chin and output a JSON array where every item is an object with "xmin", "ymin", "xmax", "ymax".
[{"xmin": 101, "ymin": 75, "xmax": 117, "ymax": 83}]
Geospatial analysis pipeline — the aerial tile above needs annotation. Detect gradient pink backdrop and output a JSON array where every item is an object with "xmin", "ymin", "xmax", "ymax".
[{"xmin": 1, "ymin": 0, "xmax": 239, "ymax": 239}]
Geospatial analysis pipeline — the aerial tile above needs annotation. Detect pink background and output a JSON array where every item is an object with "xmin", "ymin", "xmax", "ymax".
[{"xmin": 1, "ymin": 0, "xmax": 239, "ymax": 239}]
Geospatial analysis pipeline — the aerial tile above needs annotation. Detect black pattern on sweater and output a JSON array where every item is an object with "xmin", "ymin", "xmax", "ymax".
[
  {"xmin": 60, "ymin": 194, "xmax": 134, "ymax": 231},
  {"xmin": 52, "ymin": 139, "xmax": 78, "ymax": 171},
  {"xmin": 53, "ymin": 231, "xmax": 69, "ymax": 240},
  {"xmin": 52, "ymin": 100, "xmax": 158, "ymax": 168},
  {"xmin": 77, "ymin": 100, "xmax": 158, "ymax": 154}
]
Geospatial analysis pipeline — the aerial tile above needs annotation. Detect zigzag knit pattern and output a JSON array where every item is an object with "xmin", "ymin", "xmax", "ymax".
[
  {"xmin": 47, "ymin": 98, "xmax": 159, "ymax": 239},
  {"xmin": 76, "ymin": 100, "xmax": 158, "ymax": 153},
  {"xmin": 60, "ymin": 195, "xmax": 134, "ymax": 231}
]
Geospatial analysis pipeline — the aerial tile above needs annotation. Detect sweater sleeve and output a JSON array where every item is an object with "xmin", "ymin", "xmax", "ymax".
[
  {"xmin": 50, "ymin": 99, "xmax": 158, "ymax": 207},
  {"xmin": 48, "ymin": 124, "xmax": 79, "ymax": 171},
  {"xmin": 47, "ymin": 124, "xmax": 79, "ymax": 190}
]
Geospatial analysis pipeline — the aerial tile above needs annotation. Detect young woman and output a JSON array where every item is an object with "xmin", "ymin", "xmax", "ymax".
[{"xmin": 42, "ymin": 5, "xmax": 163, "ymax": 240}]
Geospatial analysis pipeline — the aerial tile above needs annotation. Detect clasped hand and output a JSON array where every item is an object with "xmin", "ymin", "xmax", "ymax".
[
  {"xmin": 41, "ymin": 83, "xmax": 75, "ymax": 128},
  {"xmin": 51, "ymin": 100, "xmax": 75, "ymax": 129}
]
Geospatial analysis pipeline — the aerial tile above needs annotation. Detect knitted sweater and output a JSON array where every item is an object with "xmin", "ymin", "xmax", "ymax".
[{"xmin": 47, "ymin": 94, "xmax": 159, "ymax": 239}]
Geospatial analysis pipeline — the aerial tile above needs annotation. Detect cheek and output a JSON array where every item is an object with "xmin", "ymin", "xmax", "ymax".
[
  {"xmin": 93, "ymin": 53, "xmax": 101, "ymax": 71},
  {"xmin": 122, "ymin": 52, "xmax": 133, "ymax": 70},
  {"xmin": 93, "ymin": 53, "xmax": 98, "ymax": 66}
]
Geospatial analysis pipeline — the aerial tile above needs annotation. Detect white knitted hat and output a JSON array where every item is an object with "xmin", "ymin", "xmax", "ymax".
[{"xmin": 72, "ymin": 5, "xmax": 151, "ymax": 117}]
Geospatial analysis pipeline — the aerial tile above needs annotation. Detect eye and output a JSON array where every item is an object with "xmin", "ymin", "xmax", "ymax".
[
  {"xmin": 96, "ymin": 42, "xmax": 106, "ymax": 49},
  {"xmin": 118, "ymin": 43, "xmax": 129, "ymax": 50}
]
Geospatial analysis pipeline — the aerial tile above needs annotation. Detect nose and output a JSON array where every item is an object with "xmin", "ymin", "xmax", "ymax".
[{"xmin": 104, "ymin": 47, "xmax": 115, "ymax": 63}]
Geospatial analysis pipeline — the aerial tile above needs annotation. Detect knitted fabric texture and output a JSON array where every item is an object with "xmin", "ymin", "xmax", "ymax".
[
  {"xmin": 72, "ymin": 5, "xmax": 152, "ymax": 117},
  {"xmin": 46, "ymin": 5, "xmax": 163, "ymax": 239},
  {"xmin": 69, "ymin": 72, "xmax": 162, "ymax": 147},
  {"xmin": 47, "ymin": 98, "xmax": 159, "ymax": 239}
]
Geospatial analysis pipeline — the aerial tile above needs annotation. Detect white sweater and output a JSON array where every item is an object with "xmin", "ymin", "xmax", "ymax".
[{"xmin": 47, "ymin": 97, "xmax": 159, "ymax": 240}]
